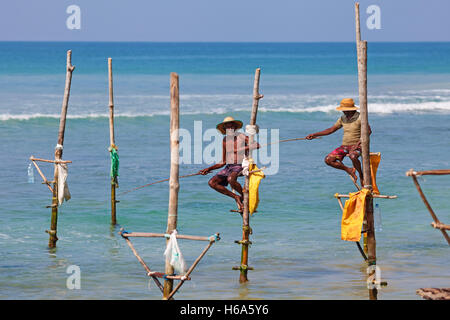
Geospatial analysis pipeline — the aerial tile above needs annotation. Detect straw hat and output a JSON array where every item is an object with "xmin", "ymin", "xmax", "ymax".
[
  {"xmin": 216, "ymin": 116, "xmax": 243, "ymax": 134},
  {"xmin": 336, "ymin": 98, "xmax": 359, "ymax": 111}
]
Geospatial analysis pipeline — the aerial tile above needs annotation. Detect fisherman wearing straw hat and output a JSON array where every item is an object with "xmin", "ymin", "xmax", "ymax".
[
  {"xmin": 198, "ymin": 116, "xmax": 260, "ymax": 213},
  {"xmin": 306, "ymin": 98, "xmax": 371, "ymax": 186}
]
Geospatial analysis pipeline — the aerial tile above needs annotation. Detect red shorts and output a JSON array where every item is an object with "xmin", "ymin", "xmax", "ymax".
[{"xmin": 328, "ymin": 145, "xmax": 361, "ymax": 160}]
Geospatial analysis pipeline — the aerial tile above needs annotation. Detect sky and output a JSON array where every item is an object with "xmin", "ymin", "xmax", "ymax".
[{"xmin": 0, "ymin": 0, "xmax": 449, "ymax": 42}]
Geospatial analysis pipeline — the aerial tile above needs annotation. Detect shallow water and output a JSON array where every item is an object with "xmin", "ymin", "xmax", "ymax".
[{"xmin": 0, "ymin": 42, "xmax": 449, "ymax": 299}]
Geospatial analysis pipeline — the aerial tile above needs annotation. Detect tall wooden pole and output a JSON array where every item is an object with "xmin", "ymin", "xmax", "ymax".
[
  {"xmin": 239, "ymin": 68, "xmax": 263, "ymax": 283},
  {"xmin": 357, "ymin": 41, "xmax": 376, "ymax": 266},
  {"xmin": 163, "ymin": 72, "xmax": 180, "ymax": 299},
  {"xmin": 355, "ymin": 2, "xmax": 361, "ymax": 53},
  {"xmin": 108, "ymin": 58, "xmax": 117, "ymax": 225},
  {"xmin": 48, "ymin": 50, "xmax": 75, "ymax": 248},
  {"xmin": 355, "ymin": 1, "xmax": 369, "ymax": 254}
]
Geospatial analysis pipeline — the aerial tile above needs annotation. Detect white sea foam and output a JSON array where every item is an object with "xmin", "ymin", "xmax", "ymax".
[{"xmin": 2, "ymin": 96, "xmax": 450, "ymax": 120}]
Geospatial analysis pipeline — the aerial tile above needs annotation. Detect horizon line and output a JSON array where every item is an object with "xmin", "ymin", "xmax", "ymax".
[{"xmin": 1, "ymin": 40, "xmax": 450, "ymax": 44}]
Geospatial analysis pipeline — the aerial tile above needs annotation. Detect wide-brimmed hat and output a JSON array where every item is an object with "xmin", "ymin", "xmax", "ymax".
[
  {"xmin": 336, "ymin": 98, "xmax": 359, "ymax": 111},
  {"xmin": 216, "ymin": 116, "xmax": 243, "ymax": 134}
]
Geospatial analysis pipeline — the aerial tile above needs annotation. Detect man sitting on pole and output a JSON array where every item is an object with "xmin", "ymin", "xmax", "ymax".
[
  {"xmin": 306, "ymin": 98, "xmax": 371, "ymax": 187},
  {"xmin": 199, "ymin": 116, "xmax": 259, "ymax": 213}
]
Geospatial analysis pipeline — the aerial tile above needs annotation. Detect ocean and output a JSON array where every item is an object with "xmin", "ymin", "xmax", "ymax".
[{"xmin": 0, "ymin": 42, "xmax": 449, "ymax": 300}]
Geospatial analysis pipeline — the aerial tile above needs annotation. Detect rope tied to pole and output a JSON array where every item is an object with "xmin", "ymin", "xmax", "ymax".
[{"xmin": 208, "ymin": 234, "xmax": 220, "ymax": 242}]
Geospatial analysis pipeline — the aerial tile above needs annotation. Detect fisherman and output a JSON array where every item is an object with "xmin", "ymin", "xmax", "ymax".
[
  {"xmin": 198, "ymin": 116, "xmax": 260, "ymax": 212},
  {"xmin": 306, "ymin": 98, "xmax": 371, "ymax": 186}
]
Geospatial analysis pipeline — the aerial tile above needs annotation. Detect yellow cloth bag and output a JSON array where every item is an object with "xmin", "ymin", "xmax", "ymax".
[
  {"xmin": 249, "ymin": 163, "xmax": 265, "ymax": 215},
  {"xmin": 341, "ymin": 188, "xmax": 370, "ymax": 241}
]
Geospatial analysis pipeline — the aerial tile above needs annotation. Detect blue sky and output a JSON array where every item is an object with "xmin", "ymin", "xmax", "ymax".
[{"xmin": 1, "ymin": 0, "xmax": 449, "ymax": 42}]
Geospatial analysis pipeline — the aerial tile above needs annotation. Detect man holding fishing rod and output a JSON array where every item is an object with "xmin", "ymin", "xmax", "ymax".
[
  {"xmin": 305, "ymin": 98, "xmax": 371, "ymax": 187},
  {"xmin": 198, "ymin": 116, "xmax": 260, "ymax": 213}
]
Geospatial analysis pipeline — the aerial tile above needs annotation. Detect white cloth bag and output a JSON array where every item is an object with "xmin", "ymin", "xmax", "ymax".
[
  {"xmin": 164, "ymin": 230, "xmax": 187, "ymax": 275},
  {"xmin": 57, "ymin": 163, "xmax": 71, "ymax": 205}
]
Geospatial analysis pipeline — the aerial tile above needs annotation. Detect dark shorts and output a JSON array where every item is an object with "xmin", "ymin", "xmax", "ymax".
[
  {"xmin": 328, "ymin": 145, "xmax": 361, "ymax": 160},
  {"xmin": 215, "ymin": 164, "xmax": 243, "ymax": 186}
]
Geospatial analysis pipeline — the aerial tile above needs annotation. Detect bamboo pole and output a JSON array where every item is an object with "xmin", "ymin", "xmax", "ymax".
[
  {"xmin": 335, "ymin": 194, "xmax": 397, "ymax": 199},
  {"xmin": 355, "ymin": 2, "xmax": 361, "ymax": 52},
  {"xmin": 122, "ymin": 235, "xmax": 165, "ymax": 293},
  {"xmin": 48, "ymin": 50, "xmax": 74, "ymax": 248},
  {"xmin": 407, "ymin": 171, "xmax": 450, "ymax": 245},
  {"xmin": 357, "ymin": 40, "xmax": 376, "ymax": 265},
  {"xmin": 121, "ymin": 232, "xmax": 216, "ymax": 242},
  {"xmin": 29, "ymin": 157, "xmax": 72, "ymax": 164},
  {"xmin": 30, "ymin": 159, "xmax": 53, "ymax": 192},
  {"xmin": 431, "ymin": 222, "xmax": 450, "ymax": 231},
  {"xmin": 407, "ymin": 169, "xmax": 450, "ymax": 176},
  {"xmin": 108, "ymin": 58, "xmax": 117, "ymax": 225},
  {"xmin": 239, "ymin": 68, "xmax": 263, "ymax": 283},
  {"xmin": 163, "ymin": 72, "xmax": 180, "ymax": 299},
  {"xmin": 167, "ymin": 240, "xmax": 215, "ymax": 300}
]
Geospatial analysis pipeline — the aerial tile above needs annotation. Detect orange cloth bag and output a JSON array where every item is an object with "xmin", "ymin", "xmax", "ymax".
[{"xmin": 370, "ymin": 153, "xmax": 381, "ymax": 195}]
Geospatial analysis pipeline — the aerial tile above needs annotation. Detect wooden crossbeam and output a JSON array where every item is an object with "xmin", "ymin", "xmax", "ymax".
[
  {"xmin": 335, "ymin": 193, "xmax": 397, "ymax": 199},
  {"xmin": 119, "ymin": 228, "xmax": 219, "ymax": 299},
  {"xmin": 30, "ymin": 156, "xmax": 72, "ymax": 164},
  {"xmin": 121, "ymin": 231, "xmax": 219, "ymax": 242},
  {"xmin": 431, "ymin": 222, "xmax": 450, "ymax": 231}
]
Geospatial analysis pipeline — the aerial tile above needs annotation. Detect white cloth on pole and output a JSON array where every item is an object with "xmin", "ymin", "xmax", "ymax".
[
  {"xmin": 163, "ymin": 230, "xmax": 187, "ymax": 275},
  {"xmin": 57, "ymin": 163, "xmax": 71, "ymax": 205},
  {"xmin": 245, "ymin": 124, "xmax": 259, "ymax": 135},
  {"xmin": 241, "ymin": 158, "xmax": 250, "ymax": 176}
]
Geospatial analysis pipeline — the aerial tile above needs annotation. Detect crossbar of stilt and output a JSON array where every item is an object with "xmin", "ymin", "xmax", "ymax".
[
  {"xmin": 406, "ymin": 168, "xmax": 450, "ymax": 245},
  {"xmin": 121, "ymin": 231, "xmax": 218, "ymax": 242},
  {"xmin": 166, "ymin": 239, "xmax": 216, "ymax": 300},
  {"xmin": 119, "ymin": 228, "xmax": 220, "ymax": 299}
]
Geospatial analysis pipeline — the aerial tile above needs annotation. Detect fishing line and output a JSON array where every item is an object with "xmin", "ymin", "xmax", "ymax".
[{"xmin": 118, "ymin": 136, "xmax": 319, "ymax": 196}]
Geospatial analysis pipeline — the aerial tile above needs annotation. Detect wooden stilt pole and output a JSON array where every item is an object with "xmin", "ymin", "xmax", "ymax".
[
  {"xmin": 355, "ymin": 2, "xmax": 369, "ymax": 255},
  {"xmin": 48, "ymin": 50, "xmax": 74, "ymax": 248},
  {"xmin": 108, "ymin": 58, "xmax": 117, "ymax": 225},
  {"xmin": 163, "ymin": 72, "xmax": 180, "ymax": 299},
  {"xmin": 356, "ymin": 28, "xmax": 376, "ymax": 267},
  {"xmin": 239, "ymin": 68, "xmax": 263, "ymax": 283},
  {"xmin": 355, "ymin": 2, "xmax": 361, "ymax": 52},
  {"xmin": 406, "ymin": 170, "xmax": 450, "ymax": 245}
]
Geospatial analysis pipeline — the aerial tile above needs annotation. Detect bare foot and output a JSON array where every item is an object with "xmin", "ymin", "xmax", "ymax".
[
  {"xmin": 347, "ymin": 167, "xmax": 358, "ymax": 184},
  {"xmin": 235, "ymin": 196, "xmax": 244, "ymax": 213}
]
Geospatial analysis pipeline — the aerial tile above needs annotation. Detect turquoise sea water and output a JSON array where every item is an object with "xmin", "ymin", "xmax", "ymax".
[{"xmin": 0, "ymin": 42, "xmax": 449, "ymax": 300}]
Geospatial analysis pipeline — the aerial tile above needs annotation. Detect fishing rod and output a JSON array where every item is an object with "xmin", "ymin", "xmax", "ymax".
[
  {"xmin": 259, "ymin": 136, "xmax": 320, "ymax": 148},
  {"xmin": 118, "ymin": 172, "xmax": 200, "ymax": 196},
  {"xmin": 119, "ymin": 136, "xmax": 318, "ymax": 196}
]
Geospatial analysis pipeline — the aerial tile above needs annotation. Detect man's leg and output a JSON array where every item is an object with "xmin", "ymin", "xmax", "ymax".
[
  {"xmin": 208, "ymin": 175, "xmax": 243, "ymax": 210},
  {"xmin": 349, "ymin": 152, "xmax": 364, "ymax": 186},
  {"xmin": 227, "ymin": 172, "xmax": 244, "ymax": 211},
  {"xmin": 324, "ymin": 154, "xmax": 358, "ymax": 182}
]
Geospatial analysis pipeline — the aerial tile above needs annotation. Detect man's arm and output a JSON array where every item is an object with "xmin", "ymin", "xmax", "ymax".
[
  {"xmin": 306, "ymin": 125, "xmax": 340, "ymax": 140},
  {"xmin": 237, "ymin": 135, "xmax": 260, "ymax": 153},
  {"xmin": 198, "ymin": 139, "xmax": 226, "ymax": 175}
]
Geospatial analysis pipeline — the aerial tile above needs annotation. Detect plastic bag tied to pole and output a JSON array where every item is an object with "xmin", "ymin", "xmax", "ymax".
[
  {"xmin": 163, "ymin": 230, "xmax": 187, "ymax": 275},
  {"xmin": 57, "ymin": 163, "xmax": 71, "ymax": 206},
  {"xmin": 110, "ymin": 147, "xmax": 119, "ymax": 178},
  {"xmin": 109, "ymin": 147, "xmax": 119, "ymax": 187}
]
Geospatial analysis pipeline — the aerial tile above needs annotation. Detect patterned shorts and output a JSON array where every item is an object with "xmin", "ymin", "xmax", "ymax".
[
  {"xmin": 215, "ymin": 164, "xmax": 243, "ymax": 186},
  {"xmin": 328, "ymin": 145, "xmax": 361, "ymax": 160}
]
